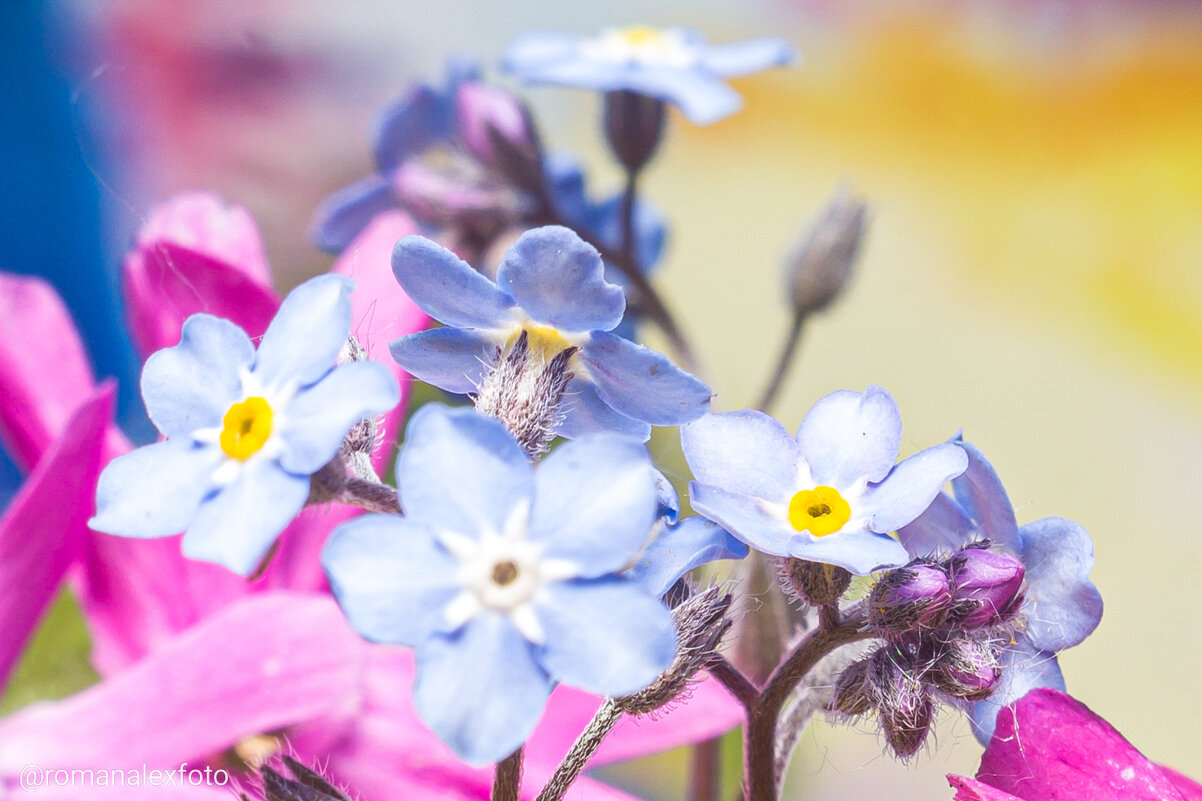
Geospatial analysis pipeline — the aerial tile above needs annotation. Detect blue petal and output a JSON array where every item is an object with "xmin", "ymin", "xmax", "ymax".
[
  {"xmin": 414, "ymin": 612, "xmax": 553, "ymax": 766},
  {"xmin": 496, "ymin": 226, "xmax": 625, "ymax": 333},
  {"xmin": 392, "ymin": 235, "xmax": 515, "ymax": 329},
  {"xmin": 580, "ymin": 332, "xmax": 711, "ymax": 426},
  {"xmin": 785, "ymin": 528, "xmax": 909, "ymax": 575},
  {"xmin": 90, "ymin": 439, "xmax": 224, "ymax": 538},
  {"xmin": 628, "ymin": 516, "xmax": 749, "ymax": 598},
  {"xmin": 968, "ymin": 637, "xmax": 1065, "ymax": 745},
  {"xmin": 699, "ymin": 38, "xmax": 798, "ymax": 77},
  {"xmin": 897, "ymin": 491, "xmax": 974, "ymax": 557},
  {"xmin": 581, "ymin": 193, "xmax": 667, "ymax": 277},
  {"xmin": 529, "ymin": 435, "xmax": 658, "ymax": 577},
  {"xmin": 322, "ymin": 513, "xmax": 460, "ymax": 645},
  {"xmin": 952, "ymin": 439, "xmax": 1021, "ymax": 550},
  {"xmin": 1017, "ymin": 517, "xmax": 1103, "ymax": 653},
  {"xmin": 535, "ymin": 577, "xmax": 676, "ymax": 696},
  {"xmin": 558, "ymin": 377, "xmax": 650, "ymax": 440},
  {"xmin": 309, "ymin": 175, "xmax": 396, "ymax": 254},
  {"xmin": 681, "ymin": 410, "xmax": 800, "ymax": 502},
  {"xmin": 796, "ymin": 386, "xmax": 902, "ymax": 488},
  {"xmin": 653, "ymin": 469, "xmax": 680, "ymax": 523},
  {"xmin": 500, "ymin": 32, "xmax": 582, "ymax": 75},
  {"xmin": 544, "ymin": 152, "xmax": 589, "ymax": 228},
  {"xmin": 858, "ymin": 442, "xmax": 967, "ymax": 533},
  {"xmin": 182, "ymin": 459, "xmax": 311, "ymax": 576},
  {"xmin": 389, "ymin": 327, "xmax": 495, "ymax": 394},
  {"xmin": 278, "ymin": 361, "xmax": 400, "ymax": 475},
  {"xmin": 255, "ymin": 274, "xmax": 353, "ymax": 390},
  {"xmin": 618, "ymin": 66, "xmax": 743, "ymax": 125},
  {"xmin": 141, "ymin": 314, "xmax": 254, "ymax": 438},
  {"xmin": 689, "ymin": 482, "xmax": 794, "ymax": 557},
  {"xmin": 373, "ymin": 85, "xmax": 451, "ymax": 172},
  {"xmin": 398, "ymin": 405, "xmax": 531, "ymax": 537}
]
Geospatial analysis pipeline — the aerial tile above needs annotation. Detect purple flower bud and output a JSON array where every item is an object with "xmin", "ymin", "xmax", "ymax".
[
  {"xmin": 603, "ymin": 90, "xmax": 667, "ymax": 173},
  {"xmin": 830, "ymin": 657, "xmax": 873, "ymax": 717},
  {"xmin": 932, "ymin": 636, "xmax": 1002, "ymax": 701},
  {"xmin": 946, "ymin": 546, "xmax": 1025, "ymax": 630},
  {"xmin": 868, "ymin": 562, "xmax": 951, "ymax": 638},
  {"xmin": 867, "ymin": 646, "xmax": 934, "ymax": 759},
  {"xmin": 455, "ymin": 82, "xmax": 541, "ymax": 189},
  {"xmin": 392, "ymin": 155, "xmax": 521, "ymax": 236}
]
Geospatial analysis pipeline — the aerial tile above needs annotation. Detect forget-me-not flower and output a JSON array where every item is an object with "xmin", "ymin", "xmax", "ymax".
[
  {"xmin": 90, "ymin": 274, "xmax": 400, "ymax": 576},
  {"xmin": 389, "ymin": 225, "xmax": 711, "ymax": 440},
  {"xmin": 681, "ymin": 386, "xmax": 968, "ymax": 575},
  {"xmin": 321, "ymin": 404, "xmax": 678, "ymax": 765},
  {"xmin": 897, "ymin": 437, "xmax": 1103, "ymax": 743},
  {"xmin": 502, "ymin": 26, "xmax": 797, "ymax": 125}
]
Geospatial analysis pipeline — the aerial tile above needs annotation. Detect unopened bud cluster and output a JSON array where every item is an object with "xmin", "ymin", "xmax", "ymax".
[{"xmin": 831, "ymin": 541, "xmax": 1025, "ymax": 758}]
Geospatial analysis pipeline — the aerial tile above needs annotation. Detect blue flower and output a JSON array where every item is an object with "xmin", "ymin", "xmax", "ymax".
[
  {"xmin": 389, "ymin": 226, "xmax": 711, "ymax": 440},
  {"xmin": 897, "ymin": 438, "xmax": 1103, "ymax": 744},
  {"xmin": 681, "ymin": 386, "xmax": 968, "ymax": 575},
  {"xmin": 321, "ymin": 404, "xmax": 678, "ymax": 765},
  {"xmin": 502, "ymin": 27, "xmax": 797, "ymax": 125},
  {"xmin": 90, "ymin": 274, "xmax": 400, "ymax": 576}
]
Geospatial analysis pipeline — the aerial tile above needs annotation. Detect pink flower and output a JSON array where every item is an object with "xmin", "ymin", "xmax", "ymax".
[
  {"xmin": 949, "ymin": 688, "xmax": 1202, "ymax": 801},
  {"xmin": 0, "ymin": 193, "xmax": 744, "ymax": 799}
]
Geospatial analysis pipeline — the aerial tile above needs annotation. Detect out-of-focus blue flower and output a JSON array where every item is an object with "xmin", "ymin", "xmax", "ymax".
[
  {"xmin": 626, "ymin": 472, "xmax": 749, "ymax": 598},
  {"xmin": 681, "ymin": 387, "xmax": 967, "ymax": 575},
  {"xmin": 321, "ymin": 404, "xmax": 677, "ymax": 765},
  {"xmin": 502, "ymin": 26, "xmax": 797, "ymax": 125},
  {"xmin": 90, "ymin": 275, "xmax": 400, "ymax": 576},
  {"xmin": 897, "ymin": 438, "xmax": 1103, "ymax": 744},
  {"xmin": 389, "ymin": 226, "xmax": 711, "ymax": 440}
]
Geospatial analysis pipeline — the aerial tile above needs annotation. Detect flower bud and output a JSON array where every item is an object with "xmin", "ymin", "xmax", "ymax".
[
  {"xmin": 931, "ymin": 636, "xmax": 1002, "ymax": 701},
  {"xmin": 830, "ymin": 657, "xmax": 873, "ymax": 717},
  {"xmin": 868, "ymin": 646, "xmax": 934, "ymax": 759},
  {"xmin": 455, "ymin": 82, "xmax": 543, "ymax": 192},
  {"xmin": 603, "ymin": 90, "xmax": 667, "ymax": 173},
  {"xmin": 243, "ymin": 755, "xmax": 350, "ymax": 801},
  {"xmin": 784, "ymin": 187, "xmax": 867, "ymax": 316},
  {"xmin": 393, "ymin": 153, "xmax": 521, "ymax": 238},
  {"xmin": 867, "ymin": 562, "xmax": 951, "ymax": 638},
  {"xmin": 946, "ymin": 547, "xmax": 1025, "ymax": 630},
  {"xmin": 782, "ymin": 558, "xmax": 852, "ymax": 607}
]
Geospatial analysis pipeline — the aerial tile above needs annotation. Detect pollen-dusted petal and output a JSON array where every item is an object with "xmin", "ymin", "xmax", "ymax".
[
  {"xmin": 796, "ymin": 385, "xmax": 903, "ymax": 488},
  {"xmin": 322, "ymin": 514, "xmax": 459, "ymax": 646},
  {"xmin": 496, "ymin": 226, "xmax": 625, "ymax": 333},
  {"xmin": 681, "ymin": 410, "xmax": 801, "ymax": 502},
  {"xmin": 580, "ymin": 332, "xmax": 711, "ymax": 426},
  {"xmin": 699, "ymin": 38, "xmax": 798, "ymax": 77},
  {"xmin": 254, "ymin": 274, "xmax": 354, "ymax": 390},
  {"xmin": 534, "ymin": 577, "xmax": 676, "ymax": 697},
  {"xmin": 528, "ymin": 435, "xmax": 658, "ymax": 577},
  {"xmin": 277, "ymin": 360, "xmax": 400, "ymax": 475},
  {"xmin": 952, "ymin": 440, "xmax": 1021, "ymax": 550},
  {"xmin": 181, "ymin": 459, "xmax": 310, "ymax": 576},
  {"xmin": 688, "ymin": 482, "xmax": 794, "ymax": 558},
  {"xmin": 398, "ymin": 405, "xmax": 532, "ymax": 538},
  {"xmin": 392, "ymin": 235, "xmax": 515, "ymax": 329},
  {"xmin": 857, "ymin": 442, "xmax": 968, "ymax": 533},
  {"xmin": 414, "ymin": 612, "xmax": 553, "ymax": 767},
  {"xmin": 309, "ymin": 175, "xmax": 397, "ymax": 254},
  {"xmin": 1016, "ymin": 517, "xmax": 1103, "ymax": 653},
  {"xmin": 389, "ymin": 327, "xmax": 495, "ymax": 395},
  {"xmin": 557, "ymin": 378, "xmax": 650, "ymax": 440},
  {"xmin": 91, "ymin": 438, "xmax": 225, "ymax": 539},
  {"xmin": 141, "ymin": 314, "xmax": 254, "ymax": 438}
]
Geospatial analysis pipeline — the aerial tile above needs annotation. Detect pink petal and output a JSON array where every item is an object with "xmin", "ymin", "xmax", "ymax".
[
  {"xmin": 948, "ymin": 775, "xmax": 1024, "ymax": 801},
  {"xmin": 0, "ymin": 592, "xmax": 363, "ymax": 771},
  {"xmin": 978, "ymin": 688, "xmax": 1189, "ymax": 801},
  {"xmin": 1162, "ymin": 766, "xmax": 1202, "ymax": 801},
  {"xmin": 134, "ymin": 193, "xmax": 272, "ymax": 285},
  {"xmin": 0, "ymin": 386, "xmax": 113, "ymax": 684},
  {"xmin": 331, "ymin": 211, "xmax": 429, "ymax": 472},
  {"xmin": 0, "ymin": 273, "xmax": 96, "ymax": 471},
  {"xmin": 123, "ymin": 242, "xmax": 280, "ymax": 358},
  {"xmin": 30, "ymin": 782, "xmax": 233, "ymax": 801}
]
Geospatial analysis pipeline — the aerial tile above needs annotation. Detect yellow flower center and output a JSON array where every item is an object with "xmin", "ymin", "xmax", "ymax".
[
  {"xmin": 619, "ymin": 26, "xmax": 665, "ymax": 48},
  {"xmin": 508, "ymin": 324, "xmax": 573, "ymax": 363},
  {"xmin": 788, "ymin": 486, "xmax": 852, "ymax": 537},
  {"xmin": 219, "ymin": 396, "xmax": 273, "ymax": 460}
]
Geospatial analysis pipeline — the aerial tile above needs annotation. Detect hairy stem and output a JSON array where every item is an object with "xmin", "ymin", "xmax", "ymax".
[
  {"xmin": 755, "ymin": 310, "xmax": 805, "ymax": 413},
  {"xmin": 535, "ymin": 701, "xmax": 623, "ymax": 801},
  {"xmin": 339, "ymin": 478, "xmax": 402, "ymax": 514},
  {"xmin": 492, "ymin": 748, "xmax": 524, "ymax": 801},
  {"xmin": 689, "ymin": 738, "xmax": 723, "ymax": 801}
]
